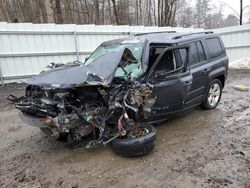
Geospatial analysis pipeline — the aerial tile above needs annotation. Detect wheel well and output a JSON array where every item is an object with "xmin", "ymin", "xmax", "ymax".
[{"xmin": 215, "ymin": 75, "xmax": 225, "ymax": 88}]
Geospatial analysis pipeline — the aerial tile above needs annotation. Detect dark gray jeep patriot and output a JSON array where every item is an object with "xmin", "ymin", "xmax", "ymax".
[{"xmin": 12, "ymin": 31, "xmax": 228, "ymax": 156}]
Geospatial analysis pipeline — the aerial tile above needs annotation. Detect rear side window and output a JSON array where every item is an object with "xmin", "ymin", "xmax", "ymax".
[
  {"xmin": 196, "ymin": 42, "xmax": 206, "ymax": 62},
  {"xmin": 206, "ymin": 38, "xmax": 223, "ymax": 58},
  {"xmin": 189, "ymin": 43, "xmax": 199, "ymax": 65},
  {"xmin": 189, "ymin": 41, "xmax": 206, "ymax": 66}
]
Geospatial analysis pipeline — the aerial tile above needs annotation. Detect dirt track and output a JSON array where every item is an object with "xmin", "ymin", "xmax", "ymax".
[{"xmin": 0, "ymin": 69, "xmax": 249, "ymax": 188}]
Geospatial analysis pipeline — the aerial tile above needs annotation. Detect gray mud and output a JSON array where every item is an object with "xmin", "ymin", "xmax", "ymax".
[{"xmin": 0, "ymin": 69, "xmax": 249, "ymax": 188}]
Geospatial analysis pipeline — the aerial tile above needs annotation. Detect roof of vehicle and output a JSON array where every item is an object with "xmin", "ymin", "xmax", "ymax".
[{"xmin": 102, "ymin": 31, "xmax": 220, "ymax": 46}]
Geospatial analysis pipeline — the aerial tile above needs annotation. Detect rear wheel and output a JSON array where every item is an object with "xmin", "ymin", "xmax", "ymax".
[
  {"xmin": 201, "ymin": 79, "xmax": 222, "ymax": 109},
  {"xmin": 110, "ymin": 123, "xmax": 156, "ymax": 157}
]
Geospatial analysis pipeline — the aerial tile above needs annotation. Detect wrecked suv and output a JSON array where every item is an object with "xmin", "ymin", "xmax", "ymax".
[{"xmin": 12, "ymin": 31, "xmax": 228, "ymax": 156}]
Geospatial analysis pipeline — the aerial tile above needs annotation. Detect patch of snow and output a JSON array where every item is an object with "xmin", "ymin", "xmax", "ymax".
[{"xmin": 229, "ymin": 58, "xmax": 250, "ymax": 69}]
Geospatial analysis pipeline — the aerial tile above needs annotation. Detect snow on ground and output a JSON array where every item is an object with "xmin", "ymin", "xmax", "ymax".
[{"xmin": 229, "ymin": 58, "xmax": 250, "ymax": 69}]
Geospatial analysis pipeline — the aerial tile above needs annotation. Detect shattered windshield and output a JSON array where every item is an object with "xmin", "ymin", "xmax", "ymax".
[{"xmin": 84, "ymin": 42, "xmax": 144, "ymax": 79}]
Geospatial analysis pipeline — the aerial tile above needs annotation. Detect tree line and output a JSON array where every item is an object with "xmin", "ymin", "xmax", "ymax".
[{"xmin": 0, "ymin": 0, "xmax": 249, "ymax": 29}]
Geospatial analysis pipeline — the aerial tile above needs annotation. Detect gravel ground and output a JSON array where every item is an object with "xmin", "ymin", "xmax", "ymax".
[{"xmin": 0, "ymin": 69, "xmax": 249, "ymax": 188}]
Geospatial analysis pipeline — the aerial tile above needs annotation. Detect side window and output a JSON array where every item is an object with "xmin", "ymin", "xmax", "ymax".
[
  {"xmin": 154, "ymin": 50, "xmax": 175, "ymax": 72},
  {"xmin": 196, "ymin": 41, "xmax": 206, "ymax": 62},
  {"xmin": 189, "ymin": 43, "xmax": 199, "ymax": 65},
  {"xmin": 189, "ymin": 41, "xmax": 206, "ymax": 66},
  {"xmin": 152, "ymin": 48, "xmax": 188, "ymax": 77},
  {"xmin": 206, "ymin": 38, "xmax": 223, "ymax": 58},
  {"xmin": 148, "ymin": 46, "xmax": 167, "ymax": 71}
]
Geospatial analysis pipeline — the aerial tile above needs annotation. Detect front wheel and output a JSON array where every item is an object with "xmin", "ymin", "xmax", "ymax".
[
  {"xmin": 110, "ymin": 123, "xmax": 156, "ymax": 157},
  {"xmin": 201, "ymin": 79, "xmax": 222, "ymax": 109}
]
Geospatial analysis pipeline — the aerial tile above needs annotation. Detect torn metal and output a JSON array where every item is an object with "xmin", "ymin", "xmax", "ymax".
[
  {"xmin": 26, "ymin": 51, "xmax": 123, "ymax": 88},
  {"xmin": 13, "ymin": 43, "xmax": 156, "ymax": 148}
]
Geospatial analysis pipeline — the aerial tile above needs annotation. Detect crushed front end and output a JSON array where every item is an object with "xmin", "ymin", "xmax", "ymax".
[
  {"xmin": 11, "ymin": 40, "xmax": 157, "ymax": 151},
  {"xmin": 14, "ymin": 79, "xmax": 155, "ymax": 148}
]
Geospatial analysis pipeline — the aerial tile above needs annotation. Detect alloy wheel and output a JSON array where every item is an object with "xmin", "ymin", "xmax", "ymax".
[{"xmin": 208, "ymin": 82, "xmax": 221, "ymax": 107}]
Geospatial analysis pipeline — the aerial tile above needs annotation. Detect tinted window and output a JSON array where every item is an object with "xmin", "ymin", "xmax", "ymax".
[
  {"xmin": 189, "ymin": 43, "xmax": 199, "ymax": 65},
  {"xmin": 196, "ymin": 42, "xmax": 206, "ymax": 61},
  {"xmin": 206, "ymin": 38, "xmax": 223, "ymax": 58}
]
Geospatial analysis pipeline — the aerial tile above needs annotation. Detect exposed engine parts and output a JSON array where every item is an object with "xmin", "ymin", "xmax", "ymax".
[
  {"xmin": 13, "ymin": 80, "xmax": 155, "ymax": 148},
  {"xmin": 10, "ymin": 41, "xmax": 158, "ymax": 155}
]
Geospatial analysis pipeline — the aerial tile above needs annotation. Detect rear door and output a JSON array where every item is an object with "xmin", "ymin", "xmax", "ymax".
[
  {"xmin": 184, "ymin": 40, "xmax": 209, "ymax": 107},
  {"xmin": 146, "ymin": 45, "xmax": 193, "ymax": 120}
]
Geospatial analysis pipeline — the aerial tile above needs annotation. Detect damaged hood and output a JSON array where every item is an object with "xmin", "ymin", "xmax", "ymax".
[{"xmin": 26, "ymin": 50, "xmax": 125, "ymax": 88}]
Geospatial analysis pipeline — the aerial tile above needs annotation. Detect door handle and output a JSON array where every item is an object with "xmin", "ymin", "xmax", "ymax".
[
  {"xmin": 184, "ymin": 80, "xmax": 192, "ymax": 86},
  {"xmin": 202, "ymin": 68, "xmax": 210, "ymax": 73}
]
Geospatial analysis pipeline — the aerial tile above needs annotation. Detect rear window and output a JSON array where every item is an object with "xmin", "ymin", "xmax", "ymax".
[{"xmin": 206, "ymin": 38, "xmax": 223, "ymax": 58}]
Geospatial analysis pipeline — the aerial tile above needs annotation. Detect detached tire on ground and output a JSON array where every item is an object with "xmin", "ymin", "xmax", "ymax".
[
  {"xmin": 111, "ymin": 123, "xmax": 156, "ymax": 157},
  {"xmin": 201, "ymin": 79, "xmax": 222, "ymax": 110}
]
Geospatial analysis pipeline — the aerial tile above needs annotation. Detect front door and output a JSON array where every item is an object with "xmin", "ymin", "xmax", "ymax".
[{"xmin": 146, "ymin": 45, "xmax": 192, "ymax": 121}]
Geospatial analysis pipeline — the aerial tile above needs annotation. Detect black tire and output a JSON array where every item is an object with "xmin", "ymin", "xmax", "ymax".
[
  {"xmin": 110, "ymin": 123, "xmax": 156, "ymax": 157},
  {"xmin": 201, "ymin": 79, "xmax": 222, "ymax": 110}
]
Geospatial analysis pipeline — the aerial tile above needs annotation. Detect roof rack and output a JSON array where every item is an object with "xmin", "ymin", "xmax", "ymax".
[
  {"xmin": 134, "ymin": 31, "xmax": 176, "ymax": 36},
  {"xmin": 172, "ymin": 31, "xmax": 213, "ymax": 39}
]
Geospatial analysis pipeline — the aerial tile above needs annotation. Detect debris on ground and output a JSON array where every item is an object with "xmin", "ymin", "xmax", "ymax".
[{"xmin": 233, "ymin": 85, "xmax": 249, "ymax": 91}]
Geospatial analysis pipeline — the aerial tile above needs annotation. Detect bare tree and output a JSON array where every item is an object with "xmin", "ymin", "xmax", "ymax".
[
  {"xmin": 195, "ymin": 0, "xmax": 211, "ymax": 28},
  {"xmin": 38, "ymin": 0, "xmax": 48, "ymax": 22},
  {"xmin": 111, "ymin": 0, "xmax": 120, "ymax": 25},
  {"xmin": 107, "ymin": 0, "xmax": 112, "ymax": 24},
  {"xmin": 55, "ymin": 0, "xmax": 63, "ymax": 23},
  {"xmin": 222, "ymin": 14, "xmax": 239, "ymax": 27},
  {"xmin": 94, "ymin": 0, "xmax": 100, "ymax": 24},
  {"xmin": 0, "ymin": 0, "xmax": 247, "ymax": 29},
  {"xmin": 175, "ymin": 2, "xmax": 194, "ymax": 27},
  {"xmin": 0, "ymin": 0, "xmax": 10, "ymax": 21}
]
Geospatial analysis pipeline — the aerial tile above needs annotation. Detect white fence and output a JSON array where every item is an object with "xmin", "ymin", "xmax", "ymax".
[
  {"xmin": 0, "ymin": 22, "xmax": 203, "ymax": 84},
  {"xmin": 0, "ymin": 22, "xmax": 250, "ymax": 84},
  {"xmin": 212, "ymin": 24, "xmax": 250, "ymax": 62}
]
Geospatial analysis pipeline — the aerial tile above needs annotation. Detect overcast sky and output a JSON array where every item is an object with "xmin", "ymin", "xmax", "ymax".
[
  {"xmin": 189, "ymin": 0, "xmax": 250, "ymax": 22},
  {"xmin": 191, "ymin": 0, "xmax": 250, "ymax": 17},
  {"xmin": 212, "ymin": 0, "xmax": 250, "ymax": 17}
]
